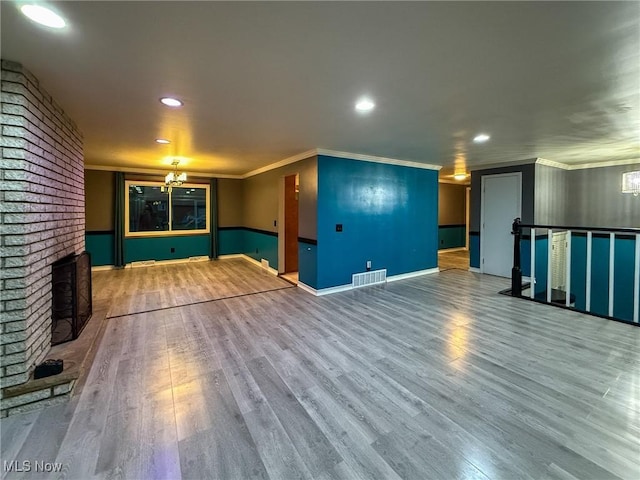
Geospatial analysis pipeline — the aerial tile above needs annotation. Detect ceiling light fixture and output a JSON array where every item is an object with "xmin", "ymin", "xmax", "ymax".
[
  {"xmin": 160, "ymin": 97, "xmax": 183, "ymax": 107},
  {"xmin": 622, "ymin": 171, "xmax": 640, "ymax": 196},
  {"xmin": 162, "ymin": 160, "xmax": 187, "ymax": 193},
  {"xmin": 355, "ymin": 98, "xmax": 375, "ymax": 113},
  {"xmin": 454, "ymin": 173, "xmax": 468, "ymax": 181},
  {"xmin": 155, "ymin": 138, "xmax": 171, "ymax": 144},
  {"xmin": 473, "ymin": 133, "xmax": 490, "ymax": 143},
  {"xmin": 20, "ymin": 4, "xmax": 66, "ymax": 29}
]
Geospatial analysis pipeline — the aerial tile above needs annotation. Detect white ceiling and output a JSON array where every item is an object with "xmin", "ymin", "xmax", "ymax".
[{"xmin": 2, "ymin": 1, "xmax": 639, "ymax": 179}]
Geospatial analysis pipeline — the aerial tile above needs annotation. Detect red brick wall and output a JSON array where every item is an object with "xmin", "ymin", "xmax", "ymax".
[{"xmin": 0, "ymin": 60, "xmax": 85, "ymax": 393}]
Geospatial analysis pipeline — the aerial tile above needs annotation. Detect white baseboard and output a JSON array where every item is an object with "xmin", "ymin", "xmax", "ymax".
[
  {"xmin": 238, "ymin": 254, "xmax": 279, "ymax": 276},
  {"xmin": 91, "ymin": 265, "xmax": 116, "ymax": 272},
  {"xmin": 217, "ymin": 254, "xmax": 244, "ymax": 259},
  {"xmin": 469, "ymin": 267, "xmax": 481, "ymax": 273},
  {"xmin": 387, "ymin": 267, "xmax": 439, "ymax": 282},
  {"xmin": 297, "ymin": 282, "xmax": 353, "ymax": 296}
]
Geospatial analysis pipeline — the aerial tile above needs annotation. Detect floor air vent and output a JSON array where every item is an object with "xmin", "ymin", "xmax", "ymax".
[{"xmin": 352, "ymin": 269, "xmax": 387, "ymax": 288}]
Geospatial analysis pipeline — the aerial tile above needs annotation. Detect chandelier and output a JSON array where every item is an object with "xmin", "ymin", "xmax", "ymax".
[
  {"xmin": 162, "ymin": 160, "xmax": 187, "ymax": 193},
  {"xmin": 622, "ymin": 170, "xmax": 640, "ymax": 197}
]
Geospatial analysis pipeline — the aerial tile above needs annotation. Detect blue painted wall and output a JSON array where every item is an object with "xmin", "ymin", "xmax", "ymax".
[
  {"xmin": 243, "ymin": 229, "xmax": 278, "ymax": 268},
  {"xmin": 298, "ymin": 241, "xmax": 318, "ymax": 288},
  {"xmin": 469, "ymin": 233, "xmax": 480, "ymax": 268},
  {"xmin": 613, "ymin": 236, "xmax": 635, "ymax": 322},
  {"xmin": 125, "ymin": 235, "xmax": 209, "ymax": 263},
  {"xmin": 85, "ymin": 232, "xmax": 114, "ymax": 266},
  {"xmin": 438, "ymin": 225, "xmax": 466, "ymax": 250},
  {"xmin": 219, "ymin": 227, "xmax": 245, "ymax": 256},
  {"xmin": 316, "ymin": 155, "xmax": 438, "ymax": 289},
  {"xmin": 218, "ymin": 227, "xmax": 278, "ymax": 269}
]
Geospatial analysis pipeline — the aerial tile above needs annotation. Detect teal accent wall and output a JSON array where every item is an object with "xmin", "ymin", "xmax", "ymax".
[
  {"xmin": 243, "ymin": 229, "xmax": 278, "ymax": 268},
  {"xmin": 571, "ymin": 234, "xmax": 587, "ymax": 311},
  {"xmin": 316, "ymin": 155, "xmax": 438, "ymax": 289},
  {"xmin": 218, "ymin": 227, "xmax": 278, "ymax": 269},
  {"xmin": 85, "ymin": 232, "xmax": 114, "ymax": 266},
  {"xmin": 298, "ymin": 241, "xmax": 318, "ymax": 289},
  {"xmin": 469, "ymin": 233, "xmax": 480, "ymax": 268},
  {"xmin": 533, "ymin": 236, "xmax": 549, "ymax": 297},
  {"xmin": 219, "ymin": 228, "xmax": 245, "ymax": 256},
  {"xmin": 590, "ymin": 235, "xmax": 610, "ymax": 317},
  {"xmin": 520, "ymin": 238, "xmax": 531, "ymax": 277},
  {"xmin": 613, "ymin": 236, "xmax": 635, "ymax": 322},
  {"xmin": 438, "ymin": 225, "xmax": 466, "ymax": 250},
  {"xmin": 124, "ymin": 234, "xmax": 209, "ymax": 263}
]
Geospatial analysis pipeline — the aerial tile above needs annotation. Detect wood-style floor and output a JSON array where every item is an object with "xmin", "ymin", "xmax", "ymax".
[
  {"xmin": 438, "ymin": 249, "xmax": 470, "ymax": 271},
  {"xmin": 2, "ymin": 259, "xmax": 639, "ymax": 480}
]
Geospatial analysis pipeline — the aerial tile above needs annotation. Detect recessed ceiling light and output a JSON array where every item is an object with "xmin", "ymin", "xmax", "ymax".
[
  {"xmin": 160, "ymin": 97, "xmax": 183, "ymax": 107},
  {"xmin": 20, "ymin": 5, "xmax": 66, "ymax": 29},
  {"xmin": 355, "ymin": 98, "xmax": 375, "ymax": 113},
  {"xmin": 155, "ymin": 138, "xmax": 171, "ymax": 144},
  {"xmin": 454, "ymin": 173, "xmax": 468, "ymax": 181},
  {"xmin": 473, "ymin": 133, "xmax": 490, "ymax": 143}
]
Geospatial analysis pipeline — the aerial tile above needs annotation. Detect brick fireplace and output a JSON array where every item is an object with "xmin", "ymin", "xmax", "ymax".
[{"xmin": 0, "ymin": 60, "xmax": 85, "ymax": 415}]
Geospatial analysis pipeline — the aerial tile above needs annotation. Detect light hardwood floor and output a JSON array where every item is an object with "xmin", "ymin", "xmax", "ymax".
[{"xmin": 2, "ymin": 259, "xmax": 639, "ymax": 480}]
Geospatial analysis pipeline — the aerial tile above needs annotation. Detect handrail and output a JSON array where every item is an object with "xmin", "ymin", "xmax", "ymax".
[
  {"xmin": 518, "ymin": 223, "xmax": 640, "ymax": 234},
  {"xmin": 510, "ymin": 218, "xmax": 640, "ymax": 325}
]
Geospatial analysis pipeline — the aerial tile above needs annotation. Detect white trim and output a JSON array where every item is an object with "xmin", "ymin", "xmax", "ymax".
[
  {"xmin": 242, "ymin": 149, "xmax": 318, "ymax": 179},
  {"xmin": 91, "ymin": 265, "xmax": 116, "ymax": 272},
  {"xmin": 86, "ymin": 164, "xmax": 242, "ymax": 179},
  {"xmin": 297, "ymin": 282, "xmax": 353, "ymax": 296},
  {"xmin": 568, "ymin": 158, "xmax": 640, "ymax": 170},
  {"xmin": 387, "ymin": 268, "xmax": 439, "ymax": 282},
  {"xmin": 217, "ymin": 254, "xmax": 244, "ymax": 259},
  {"xmin": 124, "ymin": 180, "xmax": 210, "ymax": 238},
  {"xmin": 317, "ymin": 148, "xmax": 441, "ymax": 171},
  {"xmin": 469, "ymin": 267, "xmax": 481, "ymax": 273},
  {"xmin": 634, "ymin": 234, "xmax": 639, "ymax": 323},
  {"xmin": 240, "ymin": 254, "xmax": 279, "ymax": 276},
  {"xmin": 535, "ymin": 158, "xmax": 571, "ymax": 170},
  {"xmin": 471, "ymin": 157, "xmax": 639, "ymax": 173},
  {"xmin": 566, "ymin": 231, "xmax": 572, "ymax": 306},
  {"xmin": 546, "ymin": 229, "xmax": 553, "ymax": 303},
  {"xmin": 530, "ymin": 227, "xmax": 536, "ymax": 299},
  {"xmin": 297, "ymin": 282, "xmax": 318, "ymax": 295},
  {"xmin": 608, "ymin": 232, "xmax": 615, "ymax": 317},
  {"xmin": 586, "ymin": 232, "xmax": 592, "ymax": 312}
]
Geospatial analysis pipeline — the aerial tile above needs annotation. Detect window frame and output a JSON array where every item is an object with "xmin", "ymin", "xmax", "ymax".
[{"xmin": 124, "ymin": 180, "xmax": 210, "ymax": 238}]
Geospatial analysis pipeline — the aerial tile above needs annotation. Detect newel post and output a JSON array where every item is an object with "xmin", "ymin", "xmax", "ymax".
[{"xmin": 511, "ymin": 217, "xmax": 522, "ymax": 297}]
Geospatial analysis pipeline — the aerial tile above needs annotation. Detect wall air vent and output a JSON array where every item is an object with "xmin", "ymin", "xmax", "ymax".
[{"xmin": 352, "ymin": 269, "xmax": 387, "ymax": 288}]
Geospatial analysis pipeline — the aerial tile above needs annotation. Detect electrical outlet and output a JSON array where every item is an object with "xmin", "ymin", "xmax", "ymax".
[
  {"xmin": 366, "ymin": 260, "xmax": 371, "ymax": 271},
  {"xmin": 336, "ymin": 224, "xmax": 343, "ymax": 232},
  {"xmin": 171, "ymin": 247, "xmax": 175, "ymax": 253}
]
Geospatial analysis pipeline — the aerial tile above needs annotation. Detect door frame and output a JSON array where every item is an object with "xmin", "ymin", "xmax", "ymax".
[{"xmin": 480, "ymin": 172, "xmax": 522, "ymax": 274}]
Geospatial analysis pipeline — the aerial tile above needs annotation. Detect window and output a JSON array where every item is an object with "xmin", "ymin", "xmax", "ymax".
[{"xmin": 125, "ymin": 181, "xmax": 210, "ymax": 237}]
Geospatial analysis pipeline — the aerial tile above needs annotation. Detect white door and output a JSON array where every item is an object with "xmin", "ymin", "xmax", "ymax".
[{"xmin": 481, "ymin": 173, "xmax": 522, "ymax": 277}]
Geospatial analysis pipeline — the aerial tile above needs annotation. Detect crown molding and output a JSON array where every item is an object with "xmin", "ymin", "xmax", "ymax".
[
  {"xmin": 241, "ymin": 149, "xmax": 318, "ymax": 179},
  {"xmin": 84, "ymin": 164, "xmax": 243, "ymax": 179},
  {"xmin": 469, "ymin": 158, "xmax": 539, "ymax": 172},
  {"xmin": 316, "ymin": 148, "xmax": 442, "ymax": 171},
  {"xmin": 535, "ymin": 158, "xmax": 570, "ymax": 170},
  {"xmin": 567, "ymin": 158, "xmax": 640, "ymax": 170}
]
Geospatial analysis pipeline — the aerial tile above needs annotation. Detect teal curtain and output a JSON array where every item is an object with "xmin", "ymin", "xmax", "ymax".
[
  {"xmin": 210, "ymin": 178, "xmax": 219, "ymax": 259},
  {"xmin": 114, "ymin": 172, "xmax": 125, "ymax": 267}
]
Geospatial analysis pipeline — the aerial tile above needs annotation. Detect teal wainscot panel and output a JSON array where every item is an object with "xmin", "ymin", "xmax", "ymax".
[
  {"xmin": 85, "ymin": 231, "xmax": 115, "ymax": 266},
  {"xmin": 125, "ymin": 234, "xmax": 209, "ymax": 263}
]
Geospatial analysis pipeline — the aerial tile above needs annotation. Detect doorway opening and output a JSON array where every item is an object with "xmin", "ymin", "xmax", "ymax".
[{"xmin": 281, "ymin": 174, "xmax": 299, "ymax": 284}]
